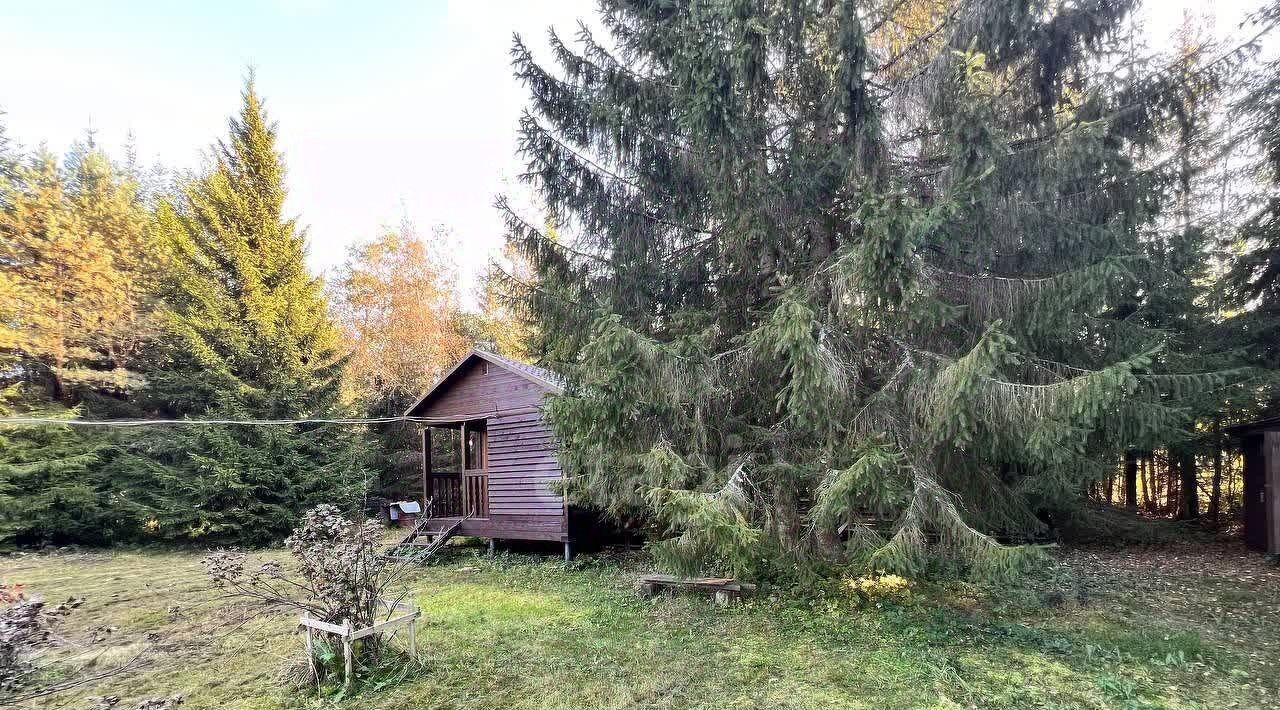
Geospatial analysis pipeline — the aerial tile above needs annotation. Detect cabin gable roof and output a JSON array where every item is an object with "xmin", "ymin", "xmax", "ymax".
[{"xmin": 403, "ymin": 349, "xmax": 563, "ymax": 417}]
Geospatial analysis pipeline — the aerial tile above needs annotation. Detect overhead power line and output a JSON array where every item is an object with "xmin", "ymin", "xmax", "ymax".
[{"xmin": 0, "ymin": 415, "xmax": 493, "ymax": 428}]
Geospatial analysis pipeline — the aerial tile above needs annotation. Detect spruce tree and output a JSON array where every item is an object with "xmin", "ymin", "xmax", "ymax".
[
  {"xmin": 0, "ymin": 138, "xmax": 153, "ymax": 545},
  {"xmin": 126, "ymin": 79, "xmax": 366, "ymax": 544},
  {"xmin": 0, "ymin": 154, "xmax": 120, "ymax": 399},
  {"xmin": 1224, "ymin": 1, "xmax": 1280, "ymax": 415},
  {"xmin": 504, "ymin": 0, "xmax": 1239, "ymax": 577}
]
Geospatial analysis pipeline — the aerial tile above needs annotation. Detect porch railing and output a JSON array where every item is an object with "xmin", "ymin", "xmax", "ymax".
[
  {"xmin": 426, "ymin": 471, "xmax": 487, "ymax": 518},
  {"xmin": 427, "ymin": 473, "xmax": 463, "ymax": 517},
  {"xmin": 463, "ymin": 471, "xmax": 488, "ymax": 518}
]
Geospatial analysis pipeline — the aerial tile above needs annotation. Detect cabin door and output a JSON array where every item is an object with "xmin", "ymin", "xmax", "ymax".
[{"xmin": 461, "ymin": 422, "xmax": 488, "ymax": 518}]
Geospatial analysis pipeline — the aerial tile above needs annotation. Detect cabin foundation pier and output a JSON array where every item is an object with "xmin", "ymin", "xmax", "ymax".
[{"xmin": 563, "ymin": 541, "xmax": 572, "ymax": 562}]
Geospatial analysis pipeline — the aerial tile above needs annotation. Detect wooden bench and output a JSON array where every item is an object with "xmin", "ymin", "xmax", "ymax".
[{"xmin": 636, "ymin": 574, "xmax": 757, "ymax": 606}]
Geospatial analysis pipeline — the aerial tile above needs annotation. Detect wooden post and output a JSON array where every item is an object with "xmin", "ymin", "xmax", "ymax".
[
  {"xmin": 563, "ymin": 541, "xmax": 572, "ymax": 562},
  {"xmin": 304, "ymin": 623, "xmax": 317, "ymax": 686},
  {"xmin": 488, "ymin": 538, "xmax": 495, "ymax": 556},
  {"xmin": 422, "ymin": 427, "xmax": 432, "ymax": 507},
  {"xmin": 341, "ymin": 618, "xmax": 353, "ymax": 693},
  {"xmin": 407, "ymin": 616, "xmax": 417, "ymax": 661},
  {"xmin": 460, "ymin": 421, "xmax": 468, "ymax": 515}
]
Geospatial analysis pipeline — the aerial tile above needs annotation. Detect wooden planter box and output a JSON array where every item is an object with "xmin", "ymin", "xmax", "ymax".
[{"xmin": 298, "ymin": 598, "xmax": 419, "ymax": 690}]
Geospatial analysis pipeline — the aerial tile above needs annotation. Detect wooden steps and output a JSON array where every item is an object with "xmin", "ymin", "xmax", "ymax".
[{"xmin": 380, "ymin": 514, "xmax": 470, "ymax": 564}]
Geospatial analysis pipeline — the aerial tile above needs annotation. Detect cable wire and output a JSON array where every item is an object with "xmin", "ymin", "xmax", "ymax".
[{"xmin": 0, "ymin": 414, "xmax": 497, "ymax": 428}]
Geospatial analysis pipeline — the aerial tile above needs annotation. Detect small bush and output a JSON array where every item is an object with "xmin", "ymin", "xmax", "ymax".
[{"xmin": 842, "ymin": 573, "xmax": 912, "ymax": 605}]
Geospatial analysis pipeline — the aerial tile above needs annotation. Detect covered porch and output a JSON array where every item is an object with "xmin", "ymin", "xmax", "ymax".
[{"xmin": 420, "ymin": 418, "xmax": 488, "ymax": 520}]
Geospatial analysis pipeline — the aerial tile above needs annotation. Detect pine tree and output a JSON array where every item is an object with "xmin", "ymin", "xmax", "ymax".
[
  {"xmin": 0, "ymin": 137, "xmax": 154, "ymax": 546},
  {"xmin": 504, "ymin": 0, "xmax": 1241, "ymax": 578},
  {"xmin": 0, "ymin": 396, "xmax": 130, "ymax": 546},
  {"xmin": 1224, "ymin": 1, "xmax": 1280, "ymax": 415},
  {"xmin": 1132, "ymin": 16, "xmax": 1243, "ymax": 522},
  {"xmin": 65, "ymin": 143, "xmax": 157, "ymax": 390},
  {"xmin": 0, "ymin": 154, "xmax": 118, "ymax": 400},
  {"xmin": 125, "ymin": 79, "xmax": 367, "ymax": 544}
]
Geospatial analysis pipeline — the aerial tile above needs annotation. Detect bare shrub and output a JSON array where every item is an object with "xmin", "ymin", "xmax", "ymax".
[{"xmin": 202, "ymin": 504, "xmax": 417, "ymax": 683}]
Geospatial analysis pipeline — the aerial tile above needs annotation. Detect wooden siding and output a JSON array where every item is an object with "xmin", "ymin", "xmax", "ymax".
[
  {"xmin": 414, "ymin": 359, "xmax": 548, "ymax": 420},
  {"xmin": 420, "ymin": 514, "xmax": 566, "ymax": 541},
  {"xmin": 1267, "ymin": 431, "xmax": 1280, "ymax": 556},
  {"xmin": 488, "ymin": 410, "xmax": 563, "ymax": 518},
  {"xmin": 1244, "ymin": 433, "xmax": 1266, "ymax": 552},
  {"xmin": 412, "ymin": 355, "xmax": 567, "ymax": 541}
]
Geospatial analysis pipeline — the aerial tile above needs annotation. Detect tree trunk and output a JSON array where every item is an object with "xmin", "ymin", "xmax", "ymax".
[
  {"xmin": 770, "ymin": 482, "xmax": 803, "ymax": 554},
  {"xmin": 1142, "ymin": 452, "xmax": 1155, "ymax": 512},
  {"xmin": 1210, "ymin": 420, "xmax": 1223, "ymax": 529},
  {"xmin": 1124, "ymin": 450, "xmax": 1139, "ymax": 508},
  {"xmin": 1178, "ymin": 446, "xmax": 1199, "ymax": 520}
]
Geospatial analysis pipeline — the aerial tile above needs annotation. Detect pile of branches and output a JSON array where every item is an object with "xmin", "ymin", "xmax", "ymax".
[{"xmin": 1, "ymin": 587, "xmax": 83, "ymax": 699}]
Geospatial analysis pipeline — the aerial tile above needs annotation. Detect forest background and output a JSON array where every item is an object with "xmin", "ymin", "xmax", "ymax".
[{"xmin": 1, "ymin": 0, "xmax": 1278, "ymax": 582}]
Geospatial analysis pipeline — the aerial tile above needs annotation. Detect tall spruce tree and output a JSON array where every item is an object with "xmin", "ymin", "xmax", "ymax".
[
  {"xmin": 0, "ymin": 136, "xmax": 155, "ymax": 546},
  {"xmin": 1130, "ymin": 18, "xmax": 1243, "ymax": 522},
  {"xmin": 503, "ymin": 0, "xmax": 1240, "ymax": 577},
  {"xmin": 125, "ymin": 79, "xmax": 366, "ymax": 544},
  {"xmin": 1224, "ymin": 1, "xmax": 1280, "ymax": 415}
]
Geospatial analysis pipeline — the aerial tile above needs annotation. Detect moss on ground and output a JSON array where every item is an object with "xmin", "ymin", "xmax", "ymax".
[{"xmin": 2, "ymin": 542, "xmax": 1276, "ymax": 709}]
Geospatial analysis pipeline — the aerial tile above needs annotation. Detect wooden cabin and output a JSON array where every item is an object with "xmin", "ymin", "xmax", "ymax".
[
  {"xmin": 403, "ymin": 349, "xmax": 574, "ymax": 557},
  {"xmin": 1227, "ymin": 417, "xmax": 1280, "ymax": 555}
]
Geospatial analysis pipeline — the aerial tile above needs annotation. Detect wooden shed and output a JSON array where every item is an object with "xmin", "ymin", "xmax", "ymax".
[
  {"xmin": 1227, "ymin": 416, "xmax": 1280, "ymax": 555},
  {"xmin": 403, "ymin": 349, "xmax": 575, "ymax": 556}
]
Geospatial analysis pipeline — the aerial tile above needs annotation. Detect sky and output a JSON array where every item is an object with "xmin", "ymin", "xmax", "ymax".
[
  {"xmin": 0, "ymin": 0, "xmax": 1261, "ymax": 303},
  {"xmin": 0, "ymin": 0, "xmax": 596, "ymax": 302}
]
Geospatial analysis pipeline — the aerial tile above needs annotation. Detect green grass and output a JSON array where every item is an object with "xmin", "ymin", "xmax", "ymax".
[{"xmin": 3, "ymin": 543, "xmax": 1278, "ymax": 709}]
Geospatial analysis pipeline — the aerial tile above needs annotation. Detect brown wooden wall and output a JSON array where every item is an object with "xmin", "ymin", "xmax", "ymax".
[
  {"xmin": 1242, "ymin": 430, "xmax": 1280, "ymax": 555},
  {"xmin": 417, "ymin": 358, "xmax": 548, "ymax": 419},
  {"xmin": 1243, "ymin": 433, "xmax": 1266, "ymax": 551},
  {"xmin": 488, "ymin": 409, "xmax": 562, "ymax": 518},
  {"xmin": 415, "ymin": 357, "xmax": 566, "ymax": 540}
]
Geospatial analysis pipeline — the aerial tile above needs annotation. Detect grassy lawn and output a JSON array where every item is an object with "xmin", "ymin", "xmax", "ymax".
[{"xmin": 3, "ymin": 541, "xmax": 1277, "ymax": 709}]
